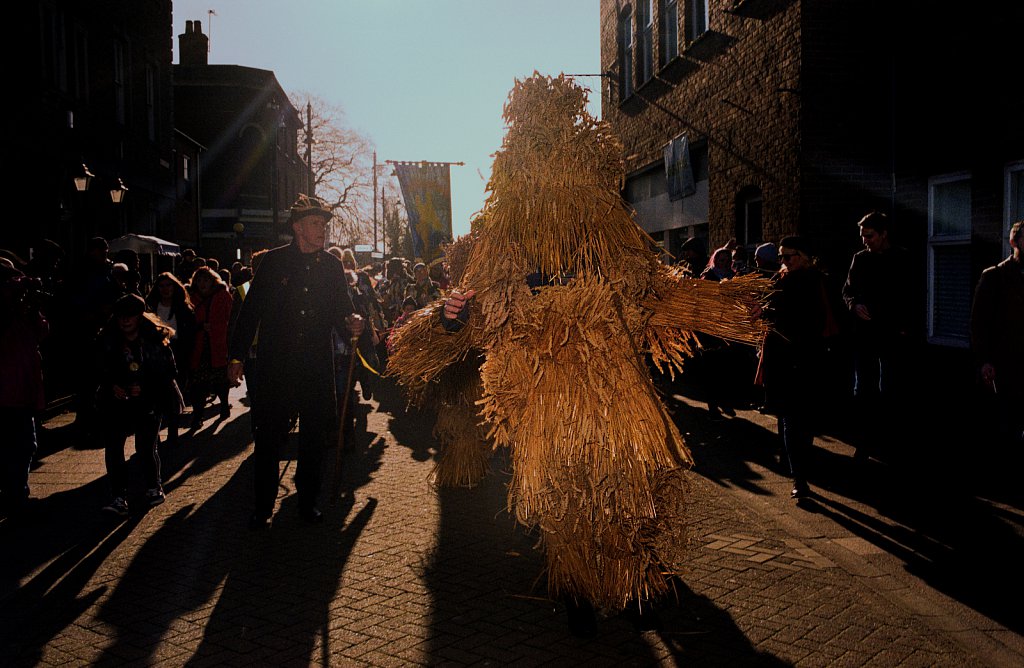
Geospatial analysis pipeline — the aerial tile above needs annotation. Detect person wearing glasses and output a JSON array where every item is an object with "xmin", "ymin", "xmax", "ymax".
[
  {"xmin": 227, "ymin": 194, "xmax": 365, "ymax": 530},
  {"xmin": 756, "ymin": 237, "xmax": 838, "ymax": 500}
]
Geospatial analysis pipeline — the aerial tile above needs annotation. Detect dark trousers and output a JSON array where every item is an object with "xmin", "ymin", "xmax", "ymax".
[
  {"xmin": 252, "ymin": 406, "xmax": 332, "ymax": 518},
  {"xmin": 0, "ymin": 407, "xmax": 38, "ymax": 513},
  {"xmin": 101, "ymin": 404, "xmax": 162, "ymax": 497},
  {"xmin": 779, "ymin": 413, "xmax": 813, "ymax": 486}
]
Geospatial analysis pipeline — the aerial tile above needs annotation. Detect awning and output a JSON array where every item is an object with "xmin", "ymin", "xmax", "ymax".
[{"xmin": 107, "ymin": 234, "xmax": 181, "ymax": 256}]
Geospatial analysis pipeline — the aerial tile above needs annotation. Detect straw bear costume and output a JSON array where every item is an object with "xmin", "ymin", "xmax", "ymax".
[{"xmin": 388, "ymin": 74, "xmax": 769, "ymax": 610}]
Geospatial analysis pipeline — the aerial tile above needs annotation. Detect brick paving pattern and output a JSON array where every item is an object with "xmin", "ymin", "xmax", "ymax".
[{"xmin": 1, "ymin": 380, "xmax": 1021, "ymax": 666}]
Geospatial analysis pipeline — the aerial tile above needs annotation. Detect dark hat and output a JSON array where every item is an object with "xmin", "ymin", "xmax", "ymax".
[
  {"xmin": 288, "ymin": 194, "xmax": 332, "ymax": 223},
  {"xmin": 779, "ymin": 236, "xmax": 811, "ymax": 256},
  {"xmin": 681, "ymin": 237, "xmax": 707, "ymax": 255},
  {"xmin": 754, "ymin": 242, "xmax": 778, "ymax": 263},
  {"xmin": 112, "ymin": 293, "xmax": 146, "ymax": 317}
]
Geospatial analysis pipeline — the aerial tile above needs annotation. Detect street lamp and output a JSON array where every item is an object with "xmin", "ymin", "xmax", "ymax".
[
  {"xmin": 233, "ymin": 222, "xmax": 245, "ymax": 260},
  {"xmin": 74, "ymin": 163, "xmax": 94, "ymax": 192},
  {"xmin": 109, "ymin": 177, "xmax": 128, "ymax": 204}
]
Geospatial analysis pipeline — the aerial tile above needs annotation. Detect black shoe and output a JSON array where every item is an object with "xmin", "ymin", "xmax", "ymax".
[
  {"xmin": 220, "ymin": 404, "xmax": 231, "ymax": 420},
  {"xmin": 791, "ymin": 482, "xmax": 810, "ymax": 499},
  {"xmin": 248, "ymin": 513, "xmax": 272, "ymax": 530},
  {"xmin": 299, "ymin": 506, "xmax": 324, "ymax": 523}
]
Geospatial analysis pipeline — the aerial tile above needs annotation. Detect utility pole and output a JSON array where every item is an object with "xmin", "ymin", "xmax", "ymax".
[
  {"xmin": 305, "ymin": 101, "xmax": 314, "ymax": 195},
  {"xmin": 372, "ymin": 151, "xmax": 378, "ymax": 253}
]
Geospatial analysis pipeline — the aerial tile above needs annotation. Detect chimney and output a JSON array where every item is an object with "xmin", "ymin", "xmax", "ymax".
[{"xmin": 178, "ymin": 19, "xmax": 209, "ymax": 66}]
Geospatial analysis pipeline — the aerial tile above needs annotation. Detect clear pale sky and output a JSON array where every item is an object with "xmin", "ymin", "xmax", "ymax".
[{"xmin": 171, "ymin": 0, "xmax": 602, "ymax": 240}]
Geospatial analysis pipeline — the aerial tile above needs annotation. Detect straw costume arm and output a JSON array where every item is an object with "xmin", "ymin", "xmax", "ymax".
[
  {"xmin": 383, "ymin": 299, "xmax": 479, "ymax": 405},
  {"xmin": 641, "ymin": 264, "xmax": 772, "ymax": 379}
]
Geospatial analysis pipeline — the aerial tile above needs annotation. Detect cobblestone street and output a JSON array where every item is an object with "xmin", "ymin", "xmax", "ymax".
[{"xmin": 2, "ymin": 379, "xmax": 1022, "ymax": 666}]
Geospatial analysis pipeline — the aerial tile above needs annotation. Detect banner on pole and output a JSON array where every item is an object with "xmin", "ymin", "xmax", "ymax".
[{"xmin": 393, "ymin": 162, "xmax": 453, "ymax": 263}]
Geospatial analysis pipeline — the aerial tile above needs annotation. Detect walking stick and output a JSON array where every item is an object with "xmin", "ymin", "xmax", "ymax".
[{"xmin": 332, "ymin": 335, "xmax": 360, "ymax": 500}]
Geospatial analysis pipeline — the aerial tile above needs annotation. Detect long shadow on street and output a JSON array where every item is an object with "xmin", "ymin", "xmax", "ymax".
[{"xmin": 663, "ymin": 374, "xmax": 1024, "ymax": 636}]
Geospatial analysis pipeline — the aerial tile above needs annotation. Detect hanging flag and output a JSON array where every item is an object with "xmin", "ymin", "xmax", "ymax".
[
  {"xmin": 664, "ymin": 134, "xmax": 696, "ymax": 201},
  {"xmin": 393, "ymin": 162, "xmax": 453, "ymax": 264}
]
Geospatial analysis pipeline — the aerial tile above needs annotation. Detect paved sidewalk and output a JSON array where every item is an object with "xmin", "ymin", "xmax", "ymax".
[{"xmin": 1, "ymin": 379, "xmax": 1022, "ymax": 666}]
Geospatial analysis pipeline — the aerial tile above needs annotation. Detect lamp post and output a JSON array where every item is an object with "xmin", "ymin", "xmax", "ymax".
[
  {"xmin": 110, "ymin": 178, "xmax": 127, "ymax": 204},
  {"xmin": 233, "ymin": 222, "xmax": 245, "ymax": 261},
  {"xmin": 74, "ymin": 163, "xmax": 94, "ymax": 192}
]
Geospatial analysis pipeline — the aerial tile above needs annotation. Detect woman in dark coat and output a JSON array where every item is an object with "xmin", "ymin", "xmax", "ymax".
[{"xmin": 757, "ymin": 236, "xmax": 837, "ymax": 500}]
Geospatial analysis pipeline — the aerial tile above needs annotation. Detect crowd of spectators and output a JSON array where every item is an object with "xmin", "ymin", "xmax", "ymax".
[{"xmin": 1, "ymin": 213, "xmax": 1020, "ymax": 520}]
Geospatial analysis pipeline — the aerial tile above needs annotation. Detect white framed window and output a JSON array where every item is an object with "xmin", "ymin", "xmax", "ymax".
[
  {"xmin": 660, "ymin": 0, "xmax": 679, "ymax": 66},
  {"xmin": 638, "ymin": 0, "xmax": 654, "ymax": 84},
  {"xmin": 183, "ymin": 155, "xmax": 191, "ymax": 181},
  {"xmin": 1004, "ymin": 160, "xmax": 1024, "ymax": 258},
  {"xmin": 736, "ymin": 189, "xmax": 763, "ymax": 247},
  {"xmin": 620, "ymin": 9, "xmax": 634, "ymax": 99},
  {"xmin": 686, "ymin": 0, "xmax": 708, "ymax": 43},
  {"xmin": 927, "ymin": 172, "xmax": 972, "ymax": 347}
]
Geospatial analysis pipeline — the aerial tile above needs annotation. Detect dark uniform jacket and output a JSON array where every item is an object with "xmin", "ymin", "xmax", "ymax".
[
  {"xmin": 841, "ymin": 246, "xmax": 914, "ymax": 343},
  {"xmin": 229, "ymin": 242, "xmax": 356, "ymax": 424},
  {"xmin": 758, "ymin": 267, "xmax": 833, "ymax": 414},
  {"xmin": 970, "ymin": 256, "xmax": 1024, "ymax": 391}
]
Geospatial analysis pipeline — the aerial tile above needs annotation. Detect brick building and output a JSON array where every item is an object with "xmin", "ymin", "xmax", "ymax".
[
  {"xmin": 600, "ymin": 0, "xmax": 1023, "ymax": 356},
  {"xmin": 173, "ymin": 19, "xmax": 308, "ymax": 267},
  {"xmin": 9, "ymin": 0, "xmax": 177, "ymax": 263}
]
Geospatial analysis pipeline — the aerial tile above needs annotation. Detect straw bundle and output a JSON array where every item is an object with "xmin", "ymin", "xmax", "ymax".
[
  {"xmin": 384, "ymin": 303, "xmax": 477, "ymax": 402},
  {"xmin": 646, "ymin": 267, "xmax": 772, "ymax": 347},
  {"xmin": 428, "ymin": 357, "xmax": 492, "ymax": 488},
  {"xmin": 386, "ymin": 73, "xmax": 769, "ymax": 611}
]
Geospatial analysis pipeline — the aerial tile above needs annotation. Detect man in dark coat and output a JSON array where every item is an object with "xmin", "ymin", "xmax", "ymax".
[
  {"xmin": 228, "ymin": 194, "xmax": 364, "ymax": 529},
  {"xmin": 970, "ymin": 220, "xmax": 1024, "ymax": 447},
  {"xmin": 841, "ymin": 211, "xmax": 916, "ymax": 460}
]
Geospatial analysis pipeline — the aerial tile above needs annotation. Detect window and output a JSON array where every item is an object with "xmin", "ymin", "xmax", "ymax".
[
  {"xmin": 113, "ymin": 41, "xmax": 126, "ymax": 125},
  {"xmin": 1005, "ymin": 160, "xmax": 1024, "ymax": 258},
  {"xmin": 638, "ymin": 0, "xmax": 654, "ymax": 84},
  {"xmin": 40, "ymin": 5, "xmax": 67, "ymax": 91},
  {"xmin": 73, "ymin": 26, "xmax": 89, "ymax": 102},
  {"xmin": 927, "ymin": 173, "xmax": 972, "ymax": 346},
  {"xmin": 735, "ymin": 187, "xmax": 763, "ymax": 247},
  {"xmin": 686, "ymin": 0, "xmax": 708, "ymax": 43},
  {"xmin": 145, "ymin": 64, "xmax": 156, "ymax": 142},
  {"xmin": 660, "ymin": 0, "xmax": 679, "ymax": 66},
  {"xmin": 183, "ymin": 155, "xmax": 191, "ymax": 181},
  {"xmin": 619, "ymin": 9, "xmax": 634, "ymax": 99}
]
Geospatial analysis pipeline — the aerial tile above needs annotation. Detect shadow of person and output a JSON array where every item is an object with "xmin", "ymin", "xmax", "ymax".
[
  {"xmin": 385, "ymin": 403, "xmax": 440, "ymax": 464},
  {"xmin": 91, "ymin": 431, "xmax": 383, "ymax": 666},
  {"xmin": 157, "ymin": 408, "xmax": 255, "ymax": 498},
  {"xmin": 0, "ymin": 478, "xmax": 141, "ymax": 665},
  {"xmin": 663, "ymin": 390, "xmax": 787, "ymax": 496},
  {"xmin": 638, "ymin": 577, "xmax": 792, "ymax": 666}
]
